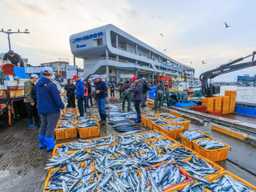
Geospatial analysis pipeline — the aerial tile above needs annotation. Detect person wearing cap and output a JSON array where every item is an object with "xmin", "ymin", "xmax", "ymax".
[
  {"xmin": 36, "ymin": 70, "xmax": 64, "ymax": 151},
  {"xmin": 74, "ymin": 75, "xmax": 85, "ymax": 117},
  {"xmin": 130, "ymin": 75, "xmax": 144, "ymax": 123},
  {"xmin": 94, "ymin": 76, "xmax": 108, "ymax": 123},
  {"xmin": 64, "ymin": 79, "xmax": 76, "ymax": 108},
  {"xmin": 24, "ymin": 74, "xmax": 39, "ymax": 128}
]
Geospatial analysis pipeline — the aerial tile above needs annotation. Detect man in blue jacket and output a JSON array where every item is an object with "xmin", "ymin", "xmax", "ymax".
[
  {"xmin": 73, "ymin": 75, "xmax": 84, "ymax": 117},
  {"xmin": 36, "ymin": 70, "xmax": 64, "ymax": 151},
  {"xmin": 94, "ymin": 76, "xmax": 107, "ymax": 124}
]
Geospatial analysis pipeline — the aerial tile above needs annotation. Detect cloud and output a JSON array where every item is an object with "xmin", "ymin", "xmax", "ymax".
[{"xmin": 0, "ymin": 0, "xmax": 255, "ymax": 81}]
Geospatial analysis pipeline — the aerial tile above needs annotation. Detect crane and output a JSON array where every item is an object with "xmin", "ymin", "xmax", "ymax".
[{"xmin": 199, "ymin": 51, "xmax": 256, "ymax": 97}]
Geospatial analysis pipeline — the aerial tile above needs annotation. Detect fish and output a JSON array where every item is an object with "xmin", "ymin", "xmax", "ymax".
[
  {"xmin": 183, "ymin": 131, "xmax": 209, "ymax": 141},
  {"xmin": 45, "ymin": 131, "xmax": 192, "ymax": 192},
  {"xmin": 196, "ymin": 138, "xmax": 225, "ymax": 149},
  {"xmin": 208, "ymin": 175, "xmax": 254, "ymax": 192}
]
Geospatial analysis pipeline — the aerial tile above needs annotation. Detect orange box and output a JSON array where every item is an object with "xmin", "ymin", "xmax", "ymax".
[
  {"xmin": 55, "ymin": 127, "xmax": 77, "ymax": 140},
  {"xmin": 192, "ymin": 139, "xmax": 231, "ymax": 162},
  {"xmin": 206, "ymin": 97, "xmax": 215, "ymax": 113},
  {"xmin": 214, "ymin": 96, "xmax": 222, "ymax": 113},
  {"xmin": 78, "ymin": 126, "xmax": 100, "ymax": 139},
  {"xmin": 222, "ymin": 96, "xmax": 230, "ymax": 114}
]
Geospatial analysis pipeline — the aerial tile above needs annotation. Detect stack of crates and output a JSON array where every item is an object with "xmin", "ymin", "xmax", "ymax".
[{"xmin": 200, "ymin": 90, "xmax": 237, "ymax": 115}]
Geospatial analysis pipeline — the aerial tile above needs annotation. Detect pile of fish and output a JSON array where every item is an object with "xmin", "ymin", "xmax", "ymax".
[
  {"xmin": 177, "ymin": 156, "xmax": 217, "ymax": 179},
  {"xmin": 161, "ymin": 125, "xmax": 182, "ymax": 131},
  {"xmin": 196, "ymin": 138, "xmax": 225, "ymax": 150},
  {"xmin": 77, "ymin": 116, "xmax": 97, "ymax": 128},
  {"xmin": 152, "ymin": 119, "xmax": 168, "ymax": 125},
  {"xmin": 208, "ymin": 175, "xmax": 255, "ymax": 192},
  {"xmin": 107, "ymin": 104, "xmax": 142, "ymax": 132},
  {"xmin": 179, "ymin": 174, "xmax": 256, "ymax": 192},
  {"xmin": 58, "ymin": 120, "xmax": 75, "ymax": 129},
  {"xmin": 183, "ymin": 131, "xmax": 209, "ymax": 141},
  {"xmin": 45, "ymin": 131, "xmax": 194, "ymax": 191}
]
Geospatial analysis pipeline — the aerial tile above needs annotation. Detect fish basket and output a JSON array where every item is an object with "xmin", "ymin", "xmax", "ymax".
[
  {"xmin": 55, "ymin": 127, "xmax": 77, "ymax": 140},
  {"xmin": 167, "ymin": 119, "xmax": 191, "ymax": 131},
  {"xmin": 64, "ymin": 107, "xmax": 78, "ymax": 114},
  {"xmin": 208, "ymin": 170, "xmax": 256, "ymax": 190},
  {"xmin": 151, "ymin": 122, "xmax": 163, "ymax": 131},
  {"xmin": 144, "ymin": 163, "xmax": 193, "ymax": 192},
  {"xmin": 163, "ymin": 167, "xmax": 193, "ymax": 192},
  {"xmin": 192, "ymin": 139, "xmax": 231, "ymax": 162},
  {"xmin": 180, "ymin": 131, "xmax": 212, "ymax": 149},
  {"xmin": 78, "ymin": 126, "xmax": 100, "ymax": 139},
  {"xmin": 182, "ymin": 153, "xmax": 224, "ymax": 181},
  {"xmin": 158, "ymin": 126, "xmax": 181, "ymax": 139}
]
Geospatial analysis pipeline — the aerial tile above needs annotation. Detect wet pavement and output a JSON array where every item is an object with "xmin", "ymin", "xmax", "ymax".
[
  {"xmin": 0, "ymin": 120, "xmax": 49, "ymax": 192},
  {"xmin": 0, "ymin": 104, "xmax": 255, "ymax": 191}
]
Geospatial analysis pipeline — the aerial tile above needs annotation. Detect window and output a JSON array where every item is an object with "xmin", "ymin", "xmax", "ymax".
[{"xmin": 97, "ymin": 38, "xmax": 103, "ymax": 46}]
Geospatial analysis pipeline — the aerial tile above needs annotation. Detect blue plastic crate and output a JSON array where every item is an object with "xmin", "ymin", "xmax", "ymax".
[{"xmin": 235, "ymin": 104, "xmax": 256, "ymax": 117}]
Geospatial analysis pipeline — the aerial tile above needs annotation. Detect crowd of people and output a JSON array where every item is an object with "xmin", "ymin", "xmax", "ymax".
[{"xmin": 23, "ymin": 70, "xmax": 171, "ymax": 152}]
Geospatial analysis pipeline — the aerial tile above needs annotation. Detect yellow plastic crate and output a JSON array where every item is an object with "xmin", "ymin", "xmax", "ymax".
[
  {"xmin": 180, "ymin": 131, "xmax": 212, "ymax": 149},
  {"xmin": 208, "ymin": 170, "xmax": 256, "ymax": 190},
  {"xmin": 222, "ymin": 96, "xmax": 230, "ymax": 115},
  {"xmin": 78, "ymin": 126, "xmax": 100, "ymax": 139},
  {"xmin": 192, "ymin": 139, "xmax": 231, "ymax": 162},
  {"xmin": 214, "ymin": 96, "xmax": 222, "ymax": 113},
  {"xmin": 55, "ymin": 127, "xmax": 77, "ymax": 140}
]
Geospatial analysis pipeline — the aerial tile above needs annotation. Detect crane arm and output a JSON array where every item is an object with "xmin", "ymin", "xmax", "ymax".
[{"xmin": 200, "ymin": 52, "xmax": 256, "ymax": 97}]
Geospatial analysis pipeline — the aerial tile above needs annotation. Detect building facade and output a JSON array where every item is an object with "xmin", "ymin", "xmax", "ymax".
[{"xmin": 69, "ymin": 24, "xmax": 194, "ymax": 82}]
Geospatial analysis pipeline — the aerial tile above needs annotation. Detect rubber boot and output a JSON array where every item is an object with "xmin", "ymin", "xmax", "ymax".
[
  {"xmin": 45, "ymin": 136, "xmax": 55, "ymax": 152},
  {"xmin": 38, "ymin": 134, "xmax": 46, "ymax": 149}
]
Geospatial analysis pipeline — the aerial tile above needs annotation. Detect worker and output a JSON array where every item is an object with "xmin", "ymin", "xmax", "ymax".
[
  {"xmin": 36, "ymin": 70, "xmax": 64, "ymax": 151},
  {"xmin": 131, "ymin": 75, "xmax": 143, "ymax": 123},
  {"xmin": 74, "ymin": 75, "xmax": 84, "ymax": 117},
  {"xmin": 83, "ymin": 79, "xmax": 88, "ymax": 113},
  {"xmin": 3, "ymin": 50, "xmax": 24, "ymax": 66},
  {"xmin": 141, "ymin": 77, "xmax": 149, "ymax": 108},
  {"xmin": 121, "ymin": 80, "xmax": 131, "ymax": 112},
  {"xmin": 64, "ymin": 79, "xmax": 76, "ymax": 108},
  {"xmin": 109, "ymin": 81, "xmax": 115, "ymax": 97},
  {"xmin": 24, "ymin": 74, "xmax": 39, "ymax": 128},
  {"xmin": 86, "ymin": 80, "xmax": 93, "ymax": 107},
  {"xmin": 154, "ymin": 81, "xmax": 165, "ymax": 111},
  {"xmin": 94, "ymin": 76, "xmax": 108, "ymax": 124},
  {"xmin": 118, "ymin": 81, "xmax": 123, "ymax": 99}
]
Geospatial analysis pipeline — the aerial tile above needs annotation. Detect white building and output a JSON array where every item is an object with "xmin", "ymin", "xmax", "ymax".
[{"xmin": 69, "ymin": 24, "xmax": 194, "ymax": 82}]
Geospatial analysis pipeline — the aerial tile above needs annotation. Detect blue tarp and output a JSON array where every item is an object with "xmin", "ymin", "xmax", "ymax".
[
  {"xmin": 148, "ymin": 85, "xmax": 157, "ymax": 100},
  {"xmin": 175, "ymin": 101, "xmax": 197, "ymax": 108},
  {"xmin": 13, "ymin": 67, "xmax": 29, "ymax": 79}
]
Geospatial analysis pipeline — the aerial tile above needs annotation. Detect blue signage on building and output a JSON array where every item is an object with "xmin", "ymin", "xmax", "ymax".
[{"xmin": 72, "ymin": 31, "xmax": 103, "ymax": 44}]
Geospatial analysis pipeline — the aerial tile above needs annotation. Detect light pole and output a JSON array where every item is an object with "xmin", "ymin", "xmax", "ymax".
[{"xmin": 0, "ymin": 28, "xmax": 30, "ymax": 51}]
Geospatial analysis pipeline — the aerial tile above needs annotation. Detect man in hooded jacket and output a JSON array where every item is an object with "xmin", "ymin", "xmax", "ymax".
[{"xmin": 36, "ymin": 70, "xmax": 64, "ymax": 151}]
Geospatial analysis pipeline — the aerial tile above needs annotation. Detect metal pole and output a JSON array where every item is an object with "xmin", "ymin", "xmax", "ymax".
[
  {"xmin": 73, "ymin": 55, "xmax": 76, "ymax": 66},
  {"xmin": 7, "ymin": 33, "xmax": 11, "ymax": 51}
]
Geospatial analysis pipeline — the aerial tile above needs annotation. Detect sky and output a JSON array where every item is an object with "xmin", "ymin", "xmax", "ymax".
[{"xmin": 0, "ymin": 0, "xmax": 256, "ymax": 81}]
